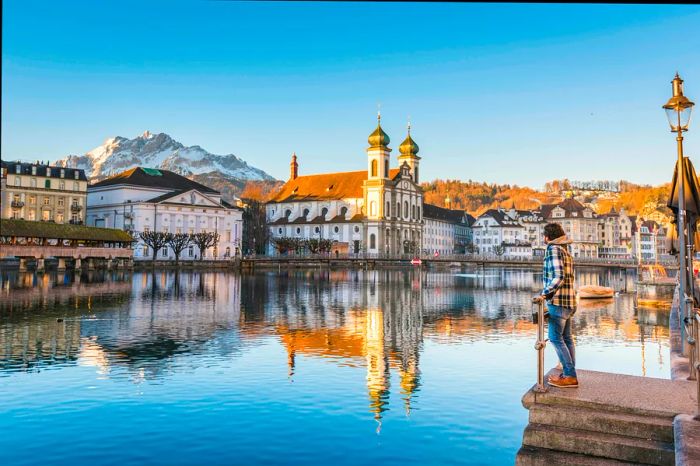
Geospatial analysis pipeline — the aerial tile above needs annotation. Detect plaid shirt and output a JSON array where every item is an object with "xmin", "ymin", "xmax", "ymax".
[{"xmin": 542, "ymin": 242, "xmax": 576, "ymax": 310}]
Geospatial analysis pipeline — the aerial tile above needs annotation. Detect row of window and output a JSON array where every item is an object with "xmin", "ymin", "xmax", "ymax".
[
  {"xmin": 276, "ymin": 225, "xmax": 361, "ymax": 236},
  {"xmin": 11, "ymin": 210, "xmax": 81, "ymax": 222},
  {"xmin": 10, "ymin": 194, "xmax": 81, "ymax": 207},
  {"xmin": 11, "ymin": 177, "xmax": 81, "ymax": 190},
  {"xmin": 13, "ymin": 166, "xmax": 80, "ymax": 179}
]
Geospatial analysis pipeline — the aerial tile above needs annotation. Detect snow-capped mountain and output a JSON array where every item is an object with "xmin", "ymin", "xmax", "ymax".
[{"xmin": 55, "ymin": 131, "xmax": 276, "ymax": 182}]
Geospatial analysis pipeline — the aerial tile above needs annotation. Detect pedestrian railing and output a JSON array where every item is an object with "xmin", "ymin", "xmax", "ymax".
[
  {"xmin": 693, "ymin": 309, "xmax": 700, "ymax": 417},
  {"xmin": 533, "ymin": 299, "xmax": 548, "ymax": 393}
]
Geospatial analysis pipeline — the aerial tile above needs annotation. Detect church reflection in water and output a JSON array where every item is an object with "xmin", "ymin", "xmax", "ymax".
[{"xmin": 0, "ymin": 267, "xmax": 669, "ymax": 422}]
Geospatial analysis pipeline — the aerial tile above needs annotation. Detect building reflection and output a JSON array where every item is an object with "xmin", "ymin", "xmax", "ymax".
[
  {"xmin": 260, "ymin": 269, "xmax": 423, "ymax": 428},
  {"xmin": 0, "ymin": 267, "xmax": 671, "ymax": 423}
]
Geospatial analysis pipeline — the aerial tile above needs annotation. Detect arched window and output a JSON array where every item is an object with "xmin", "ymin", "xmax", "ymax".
[
  {"xmin": 370, "ymin": 201, "xmax": 376, "ymax": 216},
  {"xmin": 384, "ymin": 160, "xmax": 389, "ymax": 177},
  {"xmin": 321, "ymin": 207, "xmax": 328, "ymax": 218},
  {"xmin": 303, "ymin": 208, "xmax": 310, "ymax": 218},
  {"xmin": 371, "ymin": 159, "xmax": 378, "ymax": 177},
  {"xmin": 340, "ymin": 206, "xmax": 348, "ymax": 217},
  {"xmin": 412, "ymin": 205, "xmax": 415, "ymax": 219},
  {"xmin": 386, "ymin": 202, "xmax": 390, "ymax": 218},
  {"xmin": 370, "ymin": 233, "xmax": 376, "ymax": 249},
  {"xmin": 396, "ymin": 202, "xmax": 400, "ymax": 217},
  {"xmin": 45, "ymin": 179, "xmax": 51, "ymax": 189},
  {"xmin": 404, "ymin": 201, "xmax": 408, "ymax": 218},
  {"xmin": 414, "ymin": 166, "xmax": 419, "ymax": 183},
  {"xmin": 285, "ymin": 209, "xmax": 292, "ymax": 218},
  {"xmin": 417, "ymin": 206, "xmax": 420, "ymax": 220}
]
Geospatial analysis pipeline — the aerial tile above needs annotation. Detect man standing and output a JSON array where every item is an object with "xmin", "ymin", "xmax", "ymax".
[{"xmin": 533, "ymin": 223, "xmax": 578, "ymax": 388}]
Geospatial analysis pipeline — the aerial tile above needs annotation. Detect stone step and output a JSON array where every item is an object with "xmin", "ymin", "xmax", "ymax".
[
  {"xmin": 516, "ymin": 446, "xmax": 652, "ymax": 466},
  {"xmin": 522, "ymin": 370, "xmax": 696, "ymax": 420},
  {"xmin": 528, "ymin": 403, "xmax": 674, "ymax": 443},
  {"xmin": 523, "ymin": 423, "xmax": 675, "ymax": 466}
]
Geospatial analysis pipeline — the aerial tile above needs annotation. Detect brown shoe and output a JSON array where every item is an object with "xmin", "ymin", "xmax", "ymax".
[
  {"xmin": 549, "ymin": 376, "xmax": 578, "ymax": 388},
  {"xmin": 548, "ymin": 373, "xmax": 564, "ymax": 383}
]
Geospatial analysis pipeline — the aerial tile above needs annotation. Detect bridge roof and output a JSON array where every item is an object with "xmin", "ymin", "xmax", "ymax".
[{"xmin": 0, "ymin": 219, "xmax": 134, "ymax": 242}]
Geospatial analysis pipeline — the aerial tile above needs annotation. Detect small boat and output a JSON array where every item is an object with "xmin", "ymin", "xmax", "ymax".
[
  {"xmin": 578, "ymin": 285, "xmax": 614, "ymax": 299},
  {"xmin": 410, "ymin": 258, "xmax": 422, "ymax": 266}
]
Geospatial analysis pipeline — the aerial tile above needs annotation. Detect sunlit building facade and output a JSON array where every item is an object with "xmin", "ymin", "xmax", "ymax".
[{"xmin": 1, "ymin": 161, "xmax": 88, "ymax": 224}]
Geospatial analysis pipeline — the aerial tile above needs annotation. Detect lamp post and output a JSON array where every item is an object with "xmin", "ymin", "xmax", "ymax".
[{"xmin": 663, "ymin": 73, "xmax": 695, "ymax": 379}]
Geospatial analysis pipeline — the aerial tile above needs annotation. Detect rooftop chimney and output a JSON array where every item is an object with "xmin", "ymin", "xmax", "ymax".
[{"xmin": 290, "ymin": 152, "xmax": 298, "ymax": 180}]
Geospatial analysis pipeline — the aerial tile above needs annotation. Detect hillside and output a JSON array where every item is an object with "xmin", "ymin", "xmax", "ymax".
[{"xmin": 421, "ymin": 178, "xmax": 672, "ymax": 218}]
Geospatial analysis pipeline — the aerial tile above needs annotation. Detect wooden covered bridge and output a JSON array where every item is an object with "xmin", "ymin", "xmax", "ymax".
[{"xmin": 0, "ymin": 219, "xmax": 134, "ymax": 271}]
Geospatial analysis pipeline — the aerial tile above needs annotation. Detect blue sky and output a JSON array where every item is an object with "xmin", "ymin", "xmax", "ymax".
[{"xmin": 3, "ymin": 1, "xmax": 700, "ymax": 188}]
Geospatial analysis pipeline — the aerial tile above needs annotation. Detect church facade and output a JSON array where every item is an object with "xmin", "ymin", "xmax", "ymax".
[{"xmin": 266, "ymin": 117, "xmax": 424, "ymax": 255}]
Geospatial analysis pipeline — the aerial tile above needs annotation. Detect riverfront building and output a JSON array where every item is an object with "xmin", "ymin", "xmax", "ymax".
[
  {"xmin": 472, "ymin": 208, "xmax": 528, "ymax": 255},
  {"xmin": 632, "ymin": 218, "xmax": 668, "ymax": 262},
  {"xmin": 87, "ymin": 167, "xmax": 243, "ymax": 260},
  {"xmin": 422, "ymin": 203, "xmax": 474, "ymax": 255},
  {"xmin": 266, "ymin": 117, "xmax": 424, "ymax": 255},
  {"xmin": 598, "ymin": 207, "xmax": 634, "ymax": 259},
  {"xmin": 540, "ymin": 198, "xmax": 601, "ymax": 258},
  {"xmin": 1, "ymin": 161, "xmax": 88, "ymax": 224}
]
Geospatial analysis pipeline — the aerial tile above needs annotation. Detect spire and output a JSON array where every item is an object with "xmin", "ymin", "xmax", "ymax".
[
  {"xmin": 368, "ymin": 111, "xmax": 390, "ymax": 149},
  {"xmin": 290, "ymin": 152, "xmax": 298, "ymax": 180},
  {"xmin": 399, "ymin": 121, "xmax": 419, "ymax": 157}
]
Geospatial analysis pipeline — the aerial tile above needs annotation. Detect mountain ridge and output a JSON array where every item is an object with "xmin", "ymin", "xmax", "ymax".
[{"xmin": 54, "ymin": 130, "xmax": 276, "ymax": 184}]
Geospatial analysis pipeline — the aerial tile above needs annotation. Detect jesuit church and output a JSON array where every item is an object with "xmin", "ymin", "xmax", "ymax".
[{"xmin": 266, "ymin": 116, "xmax": 424, "ymax": 255}]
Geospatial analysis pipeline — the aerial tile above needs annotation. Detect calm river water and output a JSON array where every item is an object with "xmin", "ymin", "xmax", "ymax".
[{"xmin": 0, "ymin": 267, "xmax": 670, "ymax": 465}]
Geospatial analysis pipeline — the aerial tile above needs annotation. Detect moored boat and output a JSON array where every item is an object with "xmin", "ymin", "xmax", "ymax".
[{"xmin": 578, "ymin": 285, "xmax": 614, "ymax": 299}]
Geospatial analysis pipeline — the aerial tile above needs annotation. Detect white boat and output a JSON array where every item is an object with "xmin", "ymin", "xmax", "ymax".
[{"xmin": 578, "ymin": 285, "xmax": 614, "ymax": 299}]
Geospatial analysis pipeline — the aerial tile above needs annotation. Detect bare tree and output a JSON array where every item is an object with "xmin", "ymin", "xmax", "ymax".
[
  {"xmin": 166, "ymin": 233, "xmax": 192, "ymax": 263},
  {"xmin": 242, "ymin": 199, "xmax": 270, "ymax": 255},
  {"xmin": 191, "ymin": 231, "xmax": 220, "ymax": 260},
  {"xmin": 492, "ymin": 243, "xmax": 506, "ymax": 257},
  {"xmin": 139, "ymin": 231, "xmax": 170, "ymax": 261}
]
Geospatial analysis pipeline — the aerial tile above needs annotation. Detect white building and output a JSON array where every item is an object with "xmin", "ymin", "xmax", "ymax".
[
  {"xmin": 598, "ymin": 207, "xmax": 633, "ymax": 259},
  {"xmin": 632, "ymin": 218, "xmax": 669, "ymax": 262},
  {"xmin": 266, "ymin": 117, "xmax": 424, "ymax": 255},
  {"xmin": 87, "ymin": 167, "xmax": 243, "ymax": 260},
  {"xmin": 540, "ymin": 198, "xmax": 600, "ymax": 258},
  {"xmin": 472, "ymin": 208, "xmax": 526, "ymax": 255},
  {"xmin": 422, "ymin": 203, "xmax": 460, "ymax": 256}
]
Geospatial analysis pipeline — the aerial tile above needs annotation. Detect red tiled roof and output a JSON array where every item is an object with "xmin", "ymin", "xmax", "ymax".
[{"xmin": 269, "ymin": 169, "xmax": 400, "ymax": 203}]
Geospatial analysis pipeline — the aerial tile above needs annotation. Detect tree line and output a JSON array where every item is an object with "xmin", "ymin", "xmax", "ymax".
[{"xmin": 138, "ymin": 230, "xmax": 222, "ymax": 262}]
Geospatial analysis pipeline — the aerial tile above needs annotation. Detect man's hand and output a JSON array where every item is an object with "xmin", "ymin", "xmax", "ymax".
[{"xmin": 532, "ymin": 295, "xmax": 546, "ymax": 304}]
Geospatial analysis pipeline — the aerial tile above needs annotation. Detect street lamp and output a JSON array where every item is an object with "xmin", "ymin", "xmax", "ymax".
[{"xmin": 663, "ymin": 73, "xmax": 695, "ymax": 380}]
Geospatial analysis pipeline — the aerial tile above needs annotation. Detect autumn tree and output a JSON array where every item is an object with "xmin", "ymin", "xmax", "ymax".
[{"xmin": 139, "ymin": 231, "xmax": 170, "ymax": 261}]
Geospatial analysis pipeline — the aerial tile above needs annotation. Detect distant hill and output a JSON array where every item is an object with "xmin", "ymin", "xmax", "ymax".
[{"xmin": 421, "ymin": 178, "xmax": 672, "ymax": 219}]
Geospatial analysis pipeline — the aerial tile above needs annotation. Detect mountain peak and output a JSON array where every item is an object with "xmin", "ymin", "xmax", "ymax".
[{"xmin": 54, "ymin": 131, "xmax": 276, "ymax": 184}]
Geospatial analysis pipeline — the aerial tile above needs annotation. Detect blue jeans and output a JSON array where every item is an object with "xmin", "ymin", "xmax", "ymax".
[{"xmin": 547, "ymin": 303, "xmax": 577, "ymax": 378}]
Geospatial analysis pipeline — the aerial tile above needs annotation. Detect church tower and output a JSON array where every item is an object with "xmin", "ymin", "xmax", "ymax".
[
  {"xmin": 367, "ymin": 112, "xmax": 391, "ymax": 180},
  {"xmin": 398, "ymin": 123, "xmax": 421, "ymax": 183},
  {"xmin": 363, "ymin": 113, "xmax": 392, "ymax": 253}
]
